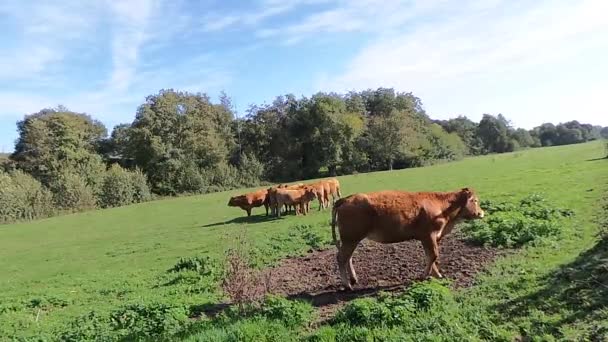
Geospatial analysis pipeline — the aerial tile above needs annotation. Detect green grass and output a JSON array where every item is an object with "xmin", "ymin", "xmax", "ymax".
[{"xmin": 1, "ymin": 142, "xmax": 607, "ymax": 340}]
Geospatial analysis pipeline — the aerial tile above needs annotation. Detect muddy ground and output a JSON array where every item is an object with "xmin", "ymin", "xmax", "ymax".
[{"xmin": 262, "ymin": 234, "xmax": 504, "ymax": 321}]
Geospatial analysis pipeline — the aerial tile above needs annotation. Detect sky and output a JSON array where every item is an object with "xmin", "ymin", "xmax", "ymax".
[{"xmin": 1, "ymin": 0, "xmax": 607, "ymax": 153}]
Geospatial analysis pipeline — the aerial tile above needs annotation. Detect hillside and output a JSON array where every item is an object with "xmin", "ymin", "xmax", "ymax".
[{"xmin": 0, "ymin": 141, "xmax": 606, "ymax": 340}]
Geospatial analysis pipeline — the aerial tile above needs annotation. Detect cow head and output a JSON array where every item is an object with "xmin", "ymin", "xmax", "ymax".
[
  {"xmin": 228, "ymin": 195, "xmax": 244, "ymax": 207},
  {"xmin": 459, "ymin": 188, "xmax": 485, "ymax": 219},
  {"xmin": 303, "ymin": 186, "xmax": 317, "ymax": 201}
]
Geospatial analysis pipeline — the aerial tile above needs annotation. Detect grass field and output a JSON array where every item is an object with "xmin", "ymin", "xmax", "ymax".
[{"xmin": 1, "ymin": 141, "xmax": 607, "ymax": 340}]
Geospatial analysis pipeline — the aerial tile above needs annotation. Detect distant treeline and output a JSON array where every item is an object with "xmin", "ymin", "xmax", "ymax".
[{"xmin": 1, "ymin": 87, "xmax": 606, "ymax": 224}]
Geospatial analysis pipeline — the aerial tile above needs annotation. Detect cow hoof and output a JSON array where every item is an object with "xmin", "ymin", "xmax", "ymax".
[{"xmin": 349, "ymin": 278, "xmax": 358, "ymax": 286}]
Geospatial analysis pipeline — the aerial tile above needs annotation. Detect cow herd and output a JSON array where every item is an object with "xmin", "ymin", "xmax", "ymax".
[
  {"xmin": 228, "ymin": 180, "xmax": 486, "ymax": 290},
  {"xmin": 227, "ymin": 178, "xmax": 342, "ymax": 218}
]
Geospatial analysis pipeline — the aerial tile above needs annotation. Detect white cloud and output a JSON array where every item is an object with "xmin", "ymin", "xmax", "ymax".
[
  {"xmin": 106, "ymin": 0, "xmax": 159, "ymax": 92},
  {"xmin": 0, "ymin": 1, "xmax": 99, "ymax": 82},
  {"xmin": 201, "ymin": 0, "xmax": 331, "ymax": 32},
  {"xmin": 255, "ymin": 0, "xmax": 444, "ymax": 44}
]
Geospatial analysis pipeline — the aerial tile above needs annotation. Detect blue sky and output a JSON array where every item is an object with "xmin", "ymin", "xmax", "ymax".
[{"xmin": 1, "ymin": 0, "xmax": 607, "ymax": 152}]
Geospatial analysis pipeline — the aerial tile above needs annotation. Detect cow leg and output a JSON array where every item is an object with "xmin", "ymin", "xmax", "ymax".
[
  {"xmin": 337, "ymin": 240, "xmax": 358, "ymax": 290},
  {"xmin": 421, "ymin": 234, "xmax": 442, "ymax": 278},
  {"xmin": 348, "ymin": 256, "xmax": 358, "ymax": 286},
  {"xmin": 277, "ymin": 201, "xmax": 282, "ymax": 217},
  {"xmin": 246, "ymin": 208, "xmax": 252, "ymax": 217},
  {"xmin": 264, "ymin": 203, "xmax": 269, "ymax": 216}
]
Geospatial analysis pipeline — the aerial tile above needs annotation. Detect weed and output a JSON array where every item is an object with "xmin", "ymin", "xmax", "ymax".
[
  {"xmin": 221, "ymin": 233, "xmax": 274, "ymax": 308},
  {"xmin": 461, "ymin": 194, "xmax": 574, "ymax": 248}
]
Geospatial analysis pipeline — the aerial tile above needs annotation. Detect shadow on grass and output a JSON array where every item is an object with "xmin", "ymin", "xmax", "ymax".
[
  {"xmin": 586, "ymin": 157, "xmax": 608, "ymax": 162},
  {"xmin": 494, "ymin": 238, "xmax": 608, "ymax": 339},
  {"xmin": 200, "ymin": 214, "xmax": 279, "ymax": 228}
]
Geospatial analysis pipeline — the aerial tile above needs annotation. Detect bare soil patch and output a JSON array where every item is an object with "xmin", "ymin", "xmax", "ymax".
[{"xmin": 263, "ymin": 234, "xmax": 504, "ymax": 321}]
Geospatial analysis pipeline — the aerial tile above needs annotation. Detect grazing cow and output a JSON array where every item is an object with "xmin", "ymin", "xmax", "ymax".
[
  {"xmin": 331, "ymin": 188, "xmax": 485, "ymax": 290},
  {"xmin": 275, "ymin": 187, "xmax": 317, "ymax": 217},
  {"xmin": 227, "ymin": 189, "xmax": 269, "ymax": 217}
]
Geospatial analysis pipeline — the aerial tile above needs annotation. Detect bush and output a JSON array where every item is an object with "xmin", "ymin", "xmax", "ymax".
[
  {"xmin": 461, "ymin": 194, "xmax": 574, "ymax": 248},
  {"xmin": 170, "ymin": 255, "xmax": 222, "ymax": 279},
  {"xmin": 99, "ymin": 164, "xmax": 134, "ymax": 208},
  {"xmin": 130, "ymin": 168, "xmax": 152, "ymax": 203},
  {"xmin": 334, "ymin": 280, "xmax": 453, "ymax": 327},
  {"xmin": 0, "ymin": 170, "xmax": 54, "ymax": 223},
  {"xmin": 109, "ymin": 302, "xmax": 189, "ymax": 340},
  {"xmin": 328, "ymin": 279, "xmax": 509, "ymax": 341},
  {"xmin": 187, "ymin": 318, "xmax": 298, "ymax": 342},
  {"xmin": 237, "ymin": 153, "xmax": 264, "ymax": 186},
  {"xmin": 176, "ymin": 160, "xmax": 207, "ymax": 194},
  {"xmin": 99, "ymin": 165, "xmax": 153, "ymax": 209},
  {"xmin": 256, "ymin": 295, "xmax": 315, "ymax": 328},
  {"xmin": 58, "ymin": 311, "xmax": 114, "ymax": 341},
  {"xmin": 49, "ymin": 171, "xmax": 97, "ymax": 211}
]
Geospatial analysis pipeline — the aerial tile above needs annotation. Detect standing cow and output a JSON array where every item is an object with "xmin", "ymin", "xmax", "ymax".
[
  {"xmin": 325, "ymin": 178, "xmax": 342, "ymax": 205},
  {"xmin": 227, "ymin": 189, "xmax": 269, "ymax": 217},
  {"xmin": 331, "ymin": 188, "xmax": 484, "ymax": 290},
  {"xmin": 275, "ymin": 187, "xmax": 317, "ymax": 217}
]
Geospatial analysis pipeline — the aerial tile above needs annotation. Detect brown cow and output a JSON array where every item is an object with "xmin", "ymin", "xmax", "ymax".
[
  {"xmin": 325, "ymin": 178, "xmax": 342, "ymax": 204},
  {"xmin": 267, "ymin": 187, "xmax": 279, "ymax": 216},
  {"xmin": 307, "ymin": 181, "xmax": 330, "ymax": 211},
  {"xmin": 279, "ymin": 183, "xmax": 305, "ymax": 214},
  {"xmin": 331, "ymin": 188, "xmax": 484, "ymax": 290},
  {"xmin": 227, "ymin": 189, "xmax": 269, "ymax": 217},
  {"xmin": 275, "ymin": 187, "xmax": 317, "ymax": 217}
]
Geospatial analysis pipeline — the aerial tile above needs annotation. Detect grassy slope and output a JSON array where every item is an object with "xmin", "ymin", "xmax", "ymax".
[{"xmin": 0, "ymin": 142, "xmax": 606, "ymax": 339}]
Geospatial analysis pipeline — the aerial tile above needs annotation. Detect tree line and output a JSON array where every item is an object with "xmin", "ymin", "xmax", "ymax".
[{"xmin": 1, "ymin": 87, "xmax": 606, "ymax": 224}]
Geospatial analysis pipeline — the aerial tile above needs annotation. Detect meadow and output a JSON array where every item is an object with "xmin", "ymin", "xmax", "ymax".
[{"xmin": 1, "ymin": 141, "xmax": 607, "ymax": 340}]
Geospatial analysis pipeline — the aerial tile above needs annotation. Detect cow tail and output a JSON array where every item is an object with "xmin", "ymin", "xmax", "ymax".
[{"xmin": 331, "ymin": 198, "xmax": 345, "ymax": 250}]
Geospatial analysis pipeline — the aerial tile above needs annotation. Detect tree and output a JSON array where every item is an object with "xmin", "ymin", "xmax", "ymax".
[
  {"xmin": 128, "ymin": 89, "xmax": 235, "ymax": 194},
  {"xmin": 435, "ymin": 116, "xmax": 483, "ymax": 155},
  {"xmin": 362, "ymin": 110, "xmax": 409, "ymax": 170},
  {"xmin": 601, "ymin": 127, "xmax": 608, "ymax": 139},
  {"xmin": 10, "ymin": 106, "xmax": 107, "ymax": 188},
  {"xmin": 511, "ymin": 128, "xmax": 534, "ymax": 148},
  {"xmin": 477, "ymin": 114, "xmax": 511, "ymax": 153}
]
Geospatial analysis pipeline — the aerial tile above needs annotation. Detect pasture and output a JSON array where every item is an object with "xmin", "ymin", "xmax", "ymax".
[{"xmin": 1, "ymin": 141, "xmax": 607, "ymax": 340}]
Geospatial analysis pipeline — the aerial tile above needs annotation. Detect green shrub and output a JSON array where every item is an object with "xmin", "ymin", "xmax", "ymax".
[
  {"xmin": 99, "ymin": 164, "xmax": 134, "ymax": 208},
  {"xmin": 177, "ymin": 160, "xmax": 207, "ymax": 194},
  {"xmin": 256, "ymin": 295, "xmax": 316, "ymax": 328},
  {"xmin": 294, "ymin": 224, "xmax": 331, "ymax": 251},
  {"xmin": 0, "ymin": 170, "xmax": 54, "ymax": 223},
  {"xmin": 49, "ymin": 171, "xmax": 97, "ymax": 211},
  {"xmin": 461, "ymin": 194, "xmax": 573, "ymax": 248},
  {"xmin": 58, "ymin": 311, "xmax": 115, "ymax": 342},
  {"xmin": 130, "ymin": 168, "xmax": 152, "ymax": 203},
  {"xmin": 236, "ymin": 153, "xmax": 264, "ymax": 186},
  {"xmin": 186, "ymin": 318, "xmax": 298, "ymax": 342},
  {"xmin": 169, "ymin": 255, "xmax": 222, "ymax": 280},
  {"xmin": 109, "ymin": 302, "xmax": 189, "ymax": 340},
  {"xmin": 329, "ymin": 279, "xmax": 508, "ymax": 341},
  {"xmin": 99, "ymin": 165, "xmax": 153, "ymax": 208},
  {"xmin": 334, "ymin": 280, "xmax": 452, "ymax": 328}
]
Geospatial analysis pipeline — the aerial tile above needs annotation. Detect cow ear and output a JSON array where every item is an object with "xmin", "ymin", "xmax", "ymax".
[{"xmin": 461, "ymin": 187, "xmax": 473, "ymax": 197}]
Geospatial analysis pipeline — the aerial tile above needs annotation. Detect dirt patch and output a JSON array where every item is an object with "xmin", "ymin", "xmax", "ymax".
[{"xmin": 262, "ymin": 233, "xmax": 505, "ymax": 322}]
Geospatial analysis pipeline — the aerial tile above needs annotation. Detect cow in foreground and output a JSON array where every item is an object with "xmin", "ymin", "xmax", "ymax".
[
  {"xmin": 331, "ymin": 188, "xmax": 485, "ymax": 290},
  {"xmin": 227, "ymin": 189, "xmax": 269, "ymax": 217}
]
